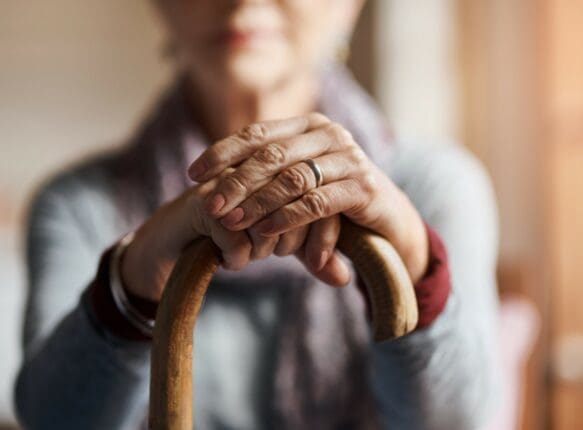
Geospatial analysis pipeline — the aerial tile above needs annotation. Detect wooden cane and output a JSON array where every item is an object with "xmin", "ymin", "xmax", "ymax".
[{"xmin": 149, "ymin": 217, "xmax": 418, "ymax": 430}]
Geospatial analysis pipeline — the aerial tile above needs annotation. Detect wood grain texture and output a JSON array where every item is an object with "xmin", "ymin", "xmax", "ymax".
[
  {"xmin": 149, "ymin": 239, "xmax": 220, "ymax": 430},
  {"xmin": 336, "ymin": 217, "xmax": 418, "ymax": 341},
  {"xmin": 149, "ymin": 217, "xmax": 418, "ymax": 429}
]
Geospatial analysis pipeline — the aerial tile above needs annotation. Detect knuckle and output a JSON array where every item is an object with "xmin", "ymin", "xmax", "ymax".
[
  {"xmin": 221, "ymin": 257, "xmax": 234, "ymax": 270},
  {"xmin": 254, "ymin": 144, "xmax": 286, "ymax": 166},
  {"xmin": 233, "ymin": 232, "xmax": 252, "ymax": 250},
  {"xmin": 218, "ymin": 166, "xmax": 237, "ymax": 180},
  {"xmin": 250, "ymin": 235, "xmax": 273, "ymax": 260},
  {"xmin": 223, "ymin": 173, "xmax": 248, "ymax": 194},
  {"xmin": 324, "ymin": 123, "xmax": 342, "ymax": 142},
  {"xmin": 222, "ymin": 253, "xmax": 239, "ymax": 270},
  {"xmin": 279, "ymin": 166, "xmax": 308, "ymax": 194},
  {"xmin": 274, "ymin": 229, "xmax": 303, "ymax": 256},
  {"xmin": 249, "ymin": 193, "xmax": 272, "ymax": 218},
  {"xmin": 273, "ymin": 237, "xmax": 290, "ymax": 256},
  {"xmin": 226, "ymin": 239, "xmax": 251, "ymax": 266},
  {"xmin": 203, "ymin": 147, "xmax": 223, "ymax": 168},
  {"xmin": 325, "ymin": 122, "xmax": 352, "ymax": 146},
  {"xmin": 273, "ymin": 247, "xmax": 287, "ymax": 257},
  {"xmin": 238, "ymin": 123, "xmax": 267, "ymax": 143},
  {"xmin": 360, "ymin": 173, "xmax": 378, "ymax": 195},
  {"xmin": 309, "ymin": 223, "xmax": 335, "ymax": 249},
  {"xmin": 274, "ymin": 243, "xmax": 294, "ymax": 257},
  {"xmin": 224, "ymin": 257, "xmax": 244, "ymax": 271},
  {"xmin": 302, "ymin": 191, "xmax": 327, "ymax": 218},
  {"xmin": 348, "ymin": 145, "xmax": 367, "ymax": 166},
  {"xmin": 251, "ymin": 247, "xmax": 268, "ymax": 260},
  {"xmin": 308, "ymin": 112, "xmax": 330, "ymax": 126},
  {"xmin": 275, "ymin": 209, "xmax": 296, "ymax": 228},
  {"xmin": 343, "ymin": 128, "xmax": 355, "ymax": 144}
]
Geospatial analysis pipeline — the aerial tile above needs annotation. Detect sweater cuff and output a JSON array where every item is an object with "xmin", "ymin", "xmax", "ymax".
[
  {"xmin": 88, "ymin": 243, "xmax": 158, "ymax": 342},
  {"xmin": 414, "ymin": 223, "xmax": 451, "ymax": 329},
  {"xmin": 356, "ymin": 223, "xmax": 451, "ymax": 332}
]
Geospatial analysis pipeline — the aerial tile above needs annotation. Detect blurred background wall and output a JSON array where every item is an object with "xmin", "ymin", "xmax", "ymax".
[
  {"xmin": 1, "ymin": 1, "xmax": 582, "ymax": 429},
  {"xmin": 0, "ymin": 1, "xmax": 169, "ymax": 425}
]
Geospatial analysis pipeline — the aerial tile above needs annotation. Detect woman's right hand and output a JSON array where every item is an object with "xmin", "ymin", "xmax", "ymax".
[{"xmin": 119, "ymin": 169, "xmax": 260, "ymax": 302}]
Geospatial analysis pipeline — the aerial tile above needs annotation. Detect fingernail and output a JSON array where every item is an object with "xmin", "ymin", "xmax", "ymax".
[
  {"xmin": 206, "ymin": 193, "xmax": 225, "ymax": 215},
  {"xmin": 221, "ymin": 207, "xmax": 245, "ymax": 229},
  {"xmin": 189, "ymin": 160, "xmax": 207, "ymax": 180},
  {"xmin": 315, "ymin": 250, "xmax": 330, "ymax": 271},
  {"xmin": 256, "ymin": 219, "xmax": 275, "ymax": 236}
]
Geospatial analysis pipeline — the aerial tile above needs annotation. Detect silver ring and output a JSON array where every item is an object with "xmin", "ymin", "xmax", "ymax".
[{"xmin": 303, "ymin": 159, "xmax": 324, "ymax": 188}]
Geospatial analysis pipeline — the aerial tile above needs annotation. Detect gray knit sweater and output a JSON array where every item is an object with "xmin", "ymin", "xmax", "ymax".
[{"xmin": 14, "ymin": 69, "xmax": 501, "ymax": 430}]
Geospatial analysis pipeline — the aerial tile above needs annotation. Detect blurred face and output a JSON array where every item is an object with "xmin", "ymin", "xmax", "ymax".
[{"xmin": 156, "ymin": 0, "xmax": 362, "ymax": 92}]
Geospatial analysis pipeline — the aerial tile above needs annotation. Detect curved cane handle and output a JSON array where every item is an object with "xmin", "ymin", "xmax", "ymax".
[{"xmin": 149, "ymin": 217, "xmax": 418, "ymax": 430}]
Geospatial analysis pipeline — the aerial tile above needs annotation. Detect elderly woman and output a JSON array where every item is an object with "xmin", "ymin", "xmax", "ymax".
[{"xmin": 14, "ymin": 1, "xmax": 501, "ymax": 429}]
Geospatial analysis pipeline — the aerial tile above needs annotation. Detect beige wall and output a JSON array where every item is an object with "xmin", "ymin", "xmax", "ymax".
[
  {"xmin": 458, "ymin": 0, "xmax": 544, "ymax": 264},
  {"xmin": 0, "ymin": 1, "xmax": 170, "ymax": 225},
  {"xmin": 0, "ymin": 1, "xmax": 169, "ymax": 423},
  {"xmin": 458, "ymin": 2, "xmax": 548, "ymax": 427},
  {"xmin": 375, "ymin": 0, "xmax": 461, "ymax": 142}
]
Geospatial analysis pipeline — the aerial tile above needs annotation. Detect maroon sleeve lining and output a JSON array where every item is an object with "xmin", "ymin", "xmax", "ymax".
[
  {"xmin": 356, "ymin": 223, "xmax": 451, "ymax": 332},
  {"xmin": 413, "ymin": 224, "xmax": 451, "ymax": 329},
  {"xmin": 88, "ymin": 244, "xmax": 159, "ymax": 342}
]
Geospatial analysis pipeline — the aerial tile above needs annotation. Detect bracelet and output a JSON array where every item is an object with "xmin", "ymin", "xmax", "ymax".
[{"xmin": 109, "ymin": 232, "xmax": 156, "ymax": 337}]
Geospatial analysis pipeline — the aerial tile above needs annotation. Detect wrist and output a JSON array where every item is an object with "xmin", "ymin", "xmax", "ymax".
[
  {"xmin": 367, "ymin": 180, "xmax": 429, "ymax": 283},
  {"xmin": 88, "ymin": 242, "xmax": 157, "ymax": 342},
  {"xmin": 110, "ymin": 233, "xmax": 156, "ymax": 336},
  {"xmin": 120, "ymin": 228, "xmax": 161, "ymax": 302},
  {"xmin": 120, "ymin": 197, "xmax": 204, "ymax": 302}
]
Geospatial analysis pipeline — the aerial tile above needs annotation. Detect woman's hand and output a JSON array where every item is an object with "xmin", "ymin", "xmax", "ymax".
[
  {"xmin": 119, "ymin": 159, "xmax": 349, "ymax": 303},
  {"xmin": 120, "ymin": 172, "xmax": 260, "ymax": 302},
  {"xmin": 188, "ymin": 113, "xmax": 430, "ymax": 284}
]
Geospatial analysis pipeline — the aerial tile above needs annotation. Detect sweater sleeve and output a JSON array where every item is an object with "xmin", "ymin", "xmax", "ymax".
[
  {"xmin": 14, "ymin": 175, "xmax": 151, "ymax": 430},
  {"xmin": 371, "ymin": 143, "xmax": 502, "ymax": 430}
]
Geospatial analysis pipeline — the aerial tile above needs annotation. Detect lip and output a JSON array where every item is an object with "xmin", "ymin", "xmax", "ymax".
[{"xmin": 214, "ymin": 28, "xmax": 280, "ymax": 49}]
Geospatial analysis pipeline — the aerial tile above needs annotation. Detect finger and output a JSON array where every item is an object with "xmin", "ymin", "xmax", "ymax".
[
  {"xmin": 188, "ymin": 113, "xmax": 329, "ymax": 182},
  {"xmin": 184, "ymin": 167, "xmax": 236, "ymax": 239},
  {"xmin": 273, "ymin": 225, "xmax": 309, "ymax": 256},
  {"xmin": 296, "ymin": 248, "xmax": 351, "ymax": 287},
  {"xmin": 304, "ymin": 216, "xmax": 341, "ymax": 272},
  {"xmin": 205, "ymin": 122, "xmax": 355, "ymax": 218},
  {"xmin": 220, "ymin": 150, "xmax": 363, "ymax": 230},
  {"xmin": 247, "ymin": 225, "xmax": 280, "ymax": 260},
  {"xmin": 255, "ymin": 179, "xmax": 369, "ymax": 237},
  {"xmin": 193, "ymin": 166, "xmax": 236, "ymax": 197},
  {"xmin": 208, "ymin": 221, "xmax": 252, "ymax": 270}
]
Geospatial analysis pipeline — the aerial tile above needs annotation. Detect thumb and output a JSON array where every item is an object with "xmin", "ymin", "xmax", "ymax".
[{"xmin": 295, "ymin": 248, "xmax": 351, "ymax": 287}]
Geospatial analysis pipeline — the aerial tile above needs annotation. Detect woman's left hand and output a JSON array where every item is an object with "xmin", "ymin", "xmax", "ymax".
[{"xmin": 188, "ymin": 113, "xmax": 429, "ymax": 284}]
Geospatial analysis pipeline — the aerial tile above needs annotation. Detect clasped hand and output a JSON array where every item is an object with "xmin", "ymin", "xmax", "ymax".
[{"xmin": 121, "ymin": 113, "xmax": 428, "ymax": 302}]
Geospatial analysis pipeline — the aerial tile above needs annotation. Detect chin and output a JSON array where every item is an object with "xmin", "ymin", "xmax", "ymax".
[{"xmin": 222, "ymin": 49, "xmax": 292, "ymax": 92}]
